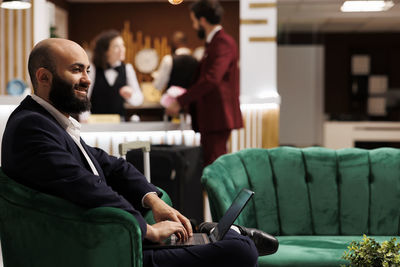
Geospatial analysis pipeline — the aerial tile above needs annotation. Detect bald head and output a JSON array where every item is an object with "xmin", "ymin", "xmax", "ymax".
[
  {"xmin": 171, "ymin": 31, "xmax": 188, "ymax": 50},
  {"xmin": 28, "ymin": 38, "xmax": 88, "ymax": 92}
]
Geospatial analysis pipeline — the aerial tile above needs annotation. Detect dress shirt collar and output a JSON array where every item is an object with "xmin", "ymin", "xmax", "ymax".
[
  {"xmin": 206, "ymin": 25, "xmax": 222, "ymax": 44},
  {"xmin": 175, "ymin": 47, "xmax": 191, "ymax": 55},
  {"xmin": 31, "ymin": 94, "xmax": 81, "ymax": 140}
]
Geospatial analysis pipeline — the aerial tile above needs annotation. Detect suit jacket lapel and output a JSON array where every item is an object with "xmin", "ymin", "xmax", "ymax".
[{"xmin": 80, "ymin": 139, "xmax": 105, "ymax": 178}]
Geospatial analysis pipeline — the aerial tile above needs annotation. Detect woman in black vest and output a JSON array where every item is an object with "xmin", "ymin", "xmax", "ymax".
[{"xmin": 81, "ymin": 30, "xmax": 143, "ymax": 121}]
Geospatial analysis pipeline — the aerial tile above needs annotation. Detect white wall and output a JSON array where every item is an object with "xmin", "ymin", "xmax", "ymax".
[
  {"xmin": 33, "ymin": 0, "xmax": 50, "ymax": 44},
  {"xmin": 240, "ymin": 0, "xmax": 279, "ymax": 105},
  {"xmin": 278, "ymin": 45, "xmax": 324, "ymax": 147}
]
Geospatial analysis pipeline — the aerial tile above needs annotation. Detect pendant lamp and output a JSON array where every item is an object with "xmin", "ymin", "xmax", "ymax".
[{"xmin": 1, "ymin": 0, "xmax": 31, "ymax": 9}]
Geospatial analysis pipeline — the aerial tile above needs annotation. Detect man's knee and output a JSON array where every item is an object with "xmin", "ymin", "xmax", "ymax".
[{"xmin": 222, "ymin": 235, "xmax": 258, "ymax": 266}]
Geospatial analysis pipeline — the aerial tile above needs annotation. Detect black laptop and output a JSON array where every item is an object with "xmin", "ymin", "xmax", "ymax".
[{"xmin": 143, "ymin": 188, "xmax": 254, "ymax": 249}]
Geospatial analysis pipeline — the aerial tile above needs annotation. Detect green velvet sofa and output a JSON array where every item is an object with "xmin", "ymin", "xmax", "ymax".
[
  {"xmin": 201, "ymin": 147, "xmax": 400, "ymax": 266},
  {"xmin": 0, "ymin": 168, "xmax": 171, "ymax": 267}
]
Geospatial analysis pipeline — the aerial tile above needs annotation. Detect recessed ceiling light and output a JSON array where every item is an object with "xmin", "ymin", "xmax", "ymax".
[
  {"xmin": 341, "ymin": 0, "xmax": 394, "ymax": 12},
  {"xmin": 1, "ymin": 0, "xmax": 31, "ymax": 9}
]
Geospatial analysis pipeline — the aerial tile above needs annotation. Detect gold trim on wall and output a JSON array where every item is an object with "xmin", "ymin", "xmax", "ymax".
[
  {"xmin": 0, "ymin": 6, "xmax": 31, "ymax": 95},
  {"xmin": 22, "ymin": 9, "xmax": 27, "ymax": 83},
  {"xmin": 5, "ymin": 9, "xmax": 9, "ymax": 94},
  {"xmin": 262, "ymin": 107, "xmax": 279, "ymax": 148},
  {"xmin": 240, "ymin": 19, "xmax": 268, "ymax": 25},
  {"xmin": 249, "ymin": 2, "xmax": 277, "ymax": 8},
  {"xmin": 0, "ymin": 5, "xmax": 34, "ymax": 95},
  {"xmin": 13, "ymin": 10, "xmax": 18, "ymax": 79},
  {"xmin": 227, "ymin": 106, "xmax": 279, "ymax": 153},
  {"xmin": 31, "ymin": 0, "xmax": 34, "ymax": 48},
  {"xmin": 249, "ymin": 36, "xmax": 276, "ymax": 42}
]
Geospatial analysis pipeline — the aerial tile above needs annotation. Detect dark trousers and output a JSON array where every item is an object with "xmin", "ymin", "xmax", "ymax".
[
  {"xmin": 143, "ymin": 230, "xmax": 258, "ymax": 267},
  {"xmin": 201, "ymin": 130, "xmax": 231, "ymax": 166}
]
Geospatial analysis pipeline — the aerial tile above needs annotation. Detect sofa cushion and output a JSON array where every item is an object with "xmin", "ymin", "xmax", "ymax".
[
  {"xmin": 259, "ymin": 236, "xmax": 398, "ymax": 267},
  {"xmin": 337, "ymin": 149, "xmax": 370, "ymax": 235},
  {"xmin": 369, "ymin": 148, "xmax": 400, "ymax": 235},
  {"xmin": 268, "ymin": 147, "xmax": 312, "ymax": 235}
]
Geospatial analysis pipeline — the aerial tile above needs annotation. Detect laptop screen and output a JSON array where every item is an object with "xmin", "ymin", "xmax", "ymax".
[{"xmin": 210, "ymin": 188, "xmax": 254, "ymax": 242}]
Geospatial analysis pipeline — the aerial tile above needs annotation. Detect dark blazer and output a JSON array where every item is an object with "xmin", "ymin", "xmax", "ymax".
[
  {"xmin": 1, "ymin": 95, "xmax": 159, "ymax": 237},
  {"xmin": 177, "ymin": 29, "xmax": 243, "ymax": 133}
]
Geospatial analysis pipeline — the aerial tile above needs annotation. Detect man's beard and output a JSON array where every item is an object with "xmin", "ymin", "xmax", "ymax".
[
  {"xmin": 49, "ymin": 74, "xmax": 91, "ymax": 115},
  {"xmin": 197, "ymin": 26, "xmax": 206, "ymax": 40}
]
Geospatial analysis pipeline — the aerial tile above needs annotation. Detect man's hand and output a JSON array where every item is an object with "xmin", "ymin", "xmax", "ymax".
[
  {"xmin": 146, "ymin": 221, "xmax": 188, "ymax": 243},
  {"xmin": 165, "ymin": 99, "xmax": 181, "ymax": 116},
  {"xmin": 143, "ymin": 193, "xmax": 193, "ymax": 239},
  {"xmin": 119, "ymin": 86, "xmax": 133, "ymax": 100}
]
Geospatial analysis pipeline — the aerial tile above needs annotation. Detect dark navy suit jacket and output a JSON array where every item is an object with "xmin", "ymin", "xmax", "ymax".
[{"xmin": 1, "ymin": 95, "xmax": 159, "ymax": 237}]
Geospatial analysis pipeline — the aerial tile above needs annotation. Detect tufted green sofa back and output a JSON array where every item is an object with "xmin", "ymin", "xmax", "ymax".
[{"xmin": 201, "ymin": 147, "xmax": 400, "ymax": 236}]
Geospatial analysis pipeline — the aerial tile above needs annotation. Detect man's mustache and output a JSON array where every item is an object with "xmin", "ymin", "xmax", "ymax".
[{"xmin": 74, "ymin": 83, "xmax": 90, "ymax": 90}]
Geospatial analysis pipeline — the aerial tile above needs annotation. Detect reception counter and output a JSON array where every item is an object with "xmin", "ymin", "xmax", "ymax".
[
  {"xmin": 81, "ymin": 121, "xmax": 200, "ymax": 157},
  {"xmin": 324, "ymin": 121, "xmax": 400, "ymax": 149},
  {"xmin": 0, "ymin": 95, "xmax": 200, "ymax": 161}
]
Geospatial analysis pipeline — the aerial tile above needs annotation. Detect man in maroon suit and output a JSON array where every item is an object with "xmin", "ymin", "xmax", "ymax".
[{"xmin": 166, "ymin": 0, "xmax": 243, "ymax": 166}]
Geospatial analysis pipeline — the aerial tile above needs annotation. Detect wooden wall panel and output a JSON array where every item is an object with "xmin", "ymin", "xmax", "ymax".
[
  {"xmin": 68, "ymin": 1, "xmax": 239, "ymax": 52},
  {"xmin": 0, "ymin": 7, "xmax": 33, "ymax": 94},
  {"xmin": 228, "ymin": 106, "xmax": 279, "ymax": 152}
]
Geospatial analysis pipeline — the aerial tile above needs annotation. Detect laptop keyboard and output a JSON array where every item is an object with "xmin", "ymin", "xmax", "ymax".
[{"xmin": 171, "ymin": 233, "xmax": 209, "ymax": 245}]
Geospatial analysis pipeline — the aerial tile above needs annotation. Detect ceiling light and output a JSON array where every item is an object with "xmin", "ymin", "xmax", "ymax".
[
  {"xmin": 168, "ymin": 0, "xmax": 183, "ymax": 5},
  {"xmin": 341, "ymin": 0, "xmax": 394, "ymax": 12},
  {"xmin": 1, "ymin": 0, "xmax": 31, "ymax": 9}
]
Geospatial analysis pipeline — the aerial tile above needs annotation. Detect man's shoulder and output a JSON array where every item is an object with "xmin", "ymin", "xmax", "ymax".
[
  {"xmin": 215, "ymin": 29, "xmax": 235, "ymax": 41},
  {"xmin": 211, "ymin": 30, "xmax": 237, "ymax": 50},
  {"xmin": 10, "ymin": 96, "xmax": 47, "ymax": 118},
  {"xmin": 7, "ymin": 97, "xmax": 58, "ymax": 130}
]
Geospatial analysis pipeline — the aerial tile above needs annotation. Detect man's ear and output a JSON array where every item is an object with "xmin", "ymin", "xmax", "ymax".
[
  {"xmin": 36, "ymin": 67, "xmax": 52, "ymax": 88},
  {"xmin": 199, "ymin": 17, "xmax": 208, "ymax": 27}
]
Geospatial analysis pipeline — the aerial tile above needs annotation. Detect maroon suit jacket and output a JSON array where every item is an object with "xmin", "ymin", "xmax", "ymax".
[{"xmin": 177, "ymin": 29, "xmax": 243, "ymax": 133}]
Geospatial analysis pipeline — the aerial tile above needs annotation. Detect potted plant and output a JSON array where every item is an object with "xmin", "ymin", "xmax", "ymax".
[{"xmin": 342, "ymin": 234, "xmax": 400, "ymax": 266}]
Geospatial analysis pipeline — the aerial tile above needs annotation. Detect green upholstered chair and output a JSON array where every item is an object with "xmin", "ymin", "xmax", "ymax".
[
  {"xmin": 0, "ymin": 168, "xmax": 172, "ymax": 267},
  {"xmin": 201, "ymin": 147, "xmax": 400, "ymax": 267}
]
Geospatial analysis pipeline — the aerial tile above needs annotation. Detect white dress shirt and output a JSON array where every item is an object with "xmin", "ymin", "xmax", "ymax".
[
  {"xmin": 152, "ymin": 47, "xmax": 192, "ymax": 91},
  {"xmin": 206, "ymin": 25, "xmax": 222, "ymax": 44}
]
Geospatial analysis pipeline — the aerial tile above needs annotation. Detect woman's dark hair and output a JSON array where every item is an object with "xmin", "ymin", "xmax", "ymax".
[
  {"xmin": 92, "ymin": 30, "xmax": 121, "ymax": 69},
  {"xmin": 190, "ymin": 0, "xmax": 224, "ymax": 25}
]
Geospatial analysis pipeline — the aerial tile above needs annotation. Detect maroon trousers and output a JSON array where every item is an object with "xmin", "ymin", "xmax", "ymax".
[{"xmin": 200, "ymin": 130, "xmax": 231, "ymax": 166}]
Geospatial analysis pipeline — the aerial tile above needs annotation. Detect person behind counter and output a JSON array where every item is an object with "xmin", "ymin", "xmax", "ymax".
[
  {"xmin": 152, "ymin": 31, "xmax": 198, "ymax": 92},
  {"xmin": 81, "ymin": 30, "xmax": 143, "ymax": 122},
  {"xmin": 153, "ymin": 31, "xmax": 200, "ymax": 130}
]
